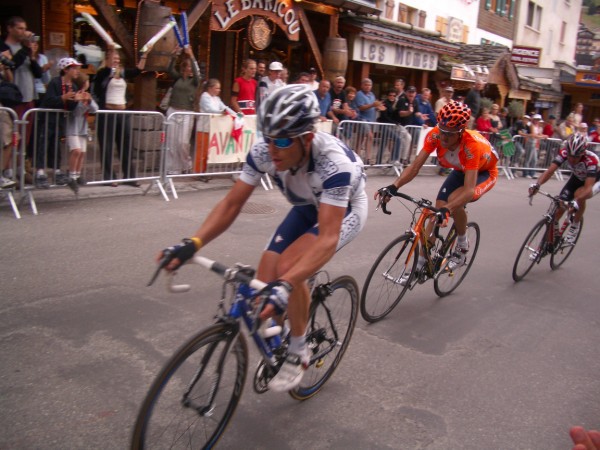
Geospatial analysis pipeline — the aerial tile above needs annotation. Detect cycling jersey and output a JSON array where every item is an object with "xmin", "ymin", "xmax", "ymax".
[
  {"xmin": 552, "ymin": 148, "xmax": 599, "ymax": 181},
  {"xmin": 422, "ymin": 128, "xmax": 499, "ymax": 177},
  {"xmin": 241, "ymin": 131, "xmax": 367, "ymax": 209},
  {"xmin": 240, "ymin": 131, "xmax": 368, "ymax": 254}
]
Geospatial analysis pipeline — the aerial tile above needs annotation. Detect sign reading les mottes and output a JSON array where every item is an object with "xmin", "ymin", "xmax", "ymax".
[
  {"xmin": 511, "ymin": 46, "xmax": 541, "ymax": 66},
  {"xmin": 211, "ymin": 0, "xmax": 300, "ymax": 41}
]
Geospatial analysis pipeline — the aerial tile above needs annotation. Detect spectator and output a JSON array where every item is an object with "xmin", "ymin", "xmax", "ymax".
[
  {"xmin": 0, "ymin": 54, "xmax": 17, "ymax": 189},
  {"xmin": 578, "ymin": 122, "xmax": 589, "ymax": 139},
  {"xmin": 571, "ymin": 102, "xmax": 584, "ymax": 127},
  {"xmin": 522, "ymin": 113, "xmax": 547, "ymax": 178},
  {"xmin": 93, "ymin": 43, "xmax": 151, "ymax": 186},
  {"xmin": 376, "ymin": 89, "xmax": 404, "ymax": 163},
  {"xmin": 36, "ymin": 57, "xmax": 82, "ymax": 188},
  {"xmin": 255, "ymin": 60, "xmax": 266, "ymax": 81},
  {"xmin": 464, "ymin": 79, "xmax": 485, "ymax": 129},
  {"xmin": 355, "ymin": 78, "xmax": 382, "ymax": 163},
  {"xmin": 329, "ymin": 75, "xmax": 347, "ymax": 128},
  {"xmin": 489, "ymin": 104, "xmax": 503, "ymax": 130},
  {"xmin": 30, "ymin": 39, "xmax": 51, "ymax": 106},
  {"xmin": 558, "ymin": 113, "xmax": 576, "ymax": 140},
  {"xmin": 313, "ymin": 79, "xmax": 331, "ymax": 122},
  {"xmin": 293, "ymin": 71, "xmax": 310, "ymax": 85},
  {"xmin": 340, "ymin": 85, "xmax": 360, "ymax": 149},
  {"xmin": 435, "ymin": 86, "xmax": 454, "ymax": 113},
  {"xmin": 499, "ymin": 107, "xmax": 509, "ymax": 129},
  {"xmin": 393, "ymin": 78, "xmax": 406, "ymax": 103},
  {"xmin": 231, "ymin": 58, "xmax": 257, "ymax": 115},
  {"xmin": 307, "ymin": 67, "xmax": 319, "ymax": 90},
  {"xmin": 543, "ymin": 114, "xmax": 559, "ymax": 138},
  {"xmin": 0, "ymin": 17, "xmax": 43, "ymax": 145},
  {"xmin": 397, "ymin": 86, "xmax": 425, "ymax": 126},
  {"xmin": 475, "ymin": 108, "xmax": 499, "ymax": 137},
  {"xmin": 417, "ymin": 88, "xmax": 437, "ymax": 127},
  {"xmin": 590, "ymin": 117, "xmax": 599, "ymax": 133},
  {"xmin": 64, "ymin": 72, "xmax": 97, "ymax": 191},
  {"xmin": 165, "ymin": 47, "xmax": 200, "ymax": 175},
  {"xmin": 257, "ymin": 61, "xmax": 284, "ymax": 105},
  {"xmin": 198, "ymin": 78, "xmax": 237, "ymax": 174}
]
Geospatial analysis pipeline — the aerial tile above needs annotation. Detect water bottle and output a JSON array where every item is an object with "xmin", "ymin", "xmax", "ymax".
[{"xmin": 260, "ymin": 319, "xmax": 282, "ymax": 350}]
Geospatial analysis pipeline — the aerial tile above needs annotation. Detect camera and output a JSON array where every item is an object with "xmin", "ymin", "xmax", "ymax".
[{"xmin": 0, "ymin": 55, "xmax": 16, "ymax": 70}]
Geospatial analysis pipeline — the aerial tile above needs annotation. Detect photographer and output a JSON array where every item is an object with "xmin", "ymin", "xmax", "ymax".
[{"xmin": 0, "ymin": 16, "xmax": 43, "ymax": 121}]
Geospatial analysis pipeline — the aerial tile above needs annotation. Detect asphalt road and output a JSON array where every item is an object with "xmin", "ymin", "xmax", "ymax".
[{"xmin": 1, "ymin": 171, "xmax": 599, "ymax": 449}]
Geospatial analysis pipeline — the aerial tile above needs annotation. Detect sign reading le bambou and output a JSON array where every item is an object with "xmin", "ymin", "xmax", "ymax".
[{"xmin": 211, "ymin": 0, "xmax": 301, "ymax": 41}]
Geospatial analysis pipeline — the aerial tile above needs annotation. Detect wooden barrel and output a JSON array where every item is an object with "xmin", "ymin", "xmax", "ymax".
[
  {"xmin": 136, "ymin": 0, "xmax": 176, "ymax": 72},
  {"xmin": 322, "ymin": 37, "xmax": 348, "ymax": 82}
]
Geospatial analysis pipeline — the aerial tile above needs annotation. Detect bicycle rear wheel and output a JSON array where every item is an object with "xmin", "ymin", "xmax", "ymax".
[
  {"xmin": 360, "ymin": 235, "xmax": 418, "ymax": 323},
  {"xmin": 434, "ymin": 222, "xmax": 480, "ymax": 297},
  {"xmin": 131, "ymin": 323, "xmax": 248, "ymax": 450},
  {"xmin": 289, "ymin": 275, "xmax": 359, "ymax": 401},
  {"xmin": 512, "ymin": 219, "xmax": 547, "ymax": 282},
  {"xmin": 551, "ymin": 217, "xmax": 583, "ymax": 269}
]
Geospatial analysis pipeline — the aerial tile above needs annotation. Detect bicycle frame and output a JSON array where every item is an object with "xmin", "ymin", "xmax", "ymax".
[{"xmin": 533, "ymin": 190, "xmax": 574, "ymax": 249}]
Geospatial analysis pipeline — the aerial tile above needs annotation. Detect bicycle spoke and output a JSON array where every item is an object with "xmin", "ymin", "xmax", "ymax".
[{"xmin": 512, "ymin": 219, "xmax": 547, "ymax": 282}]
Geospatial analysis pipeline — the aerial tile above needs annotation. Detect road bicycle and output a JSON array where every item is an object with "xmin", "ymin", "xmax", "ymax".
[
  {"xmin": 132, "ymin": 255, "xmax": 358, "ymax": 449},
  {"xmin": 360, "ymin": 191, "xmax": 480, "ymax": 323},
  {"xmin": 512, "ymin": 189, "xmax": 582, "ymax": 282}
]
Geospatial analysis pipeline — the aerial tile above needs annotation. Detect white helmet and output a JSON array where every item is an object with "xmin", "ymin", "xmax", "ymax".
[
  {"xmin": 58, "ymin": 57, "xmax": 81, "ymax": 71},
  {"xmin": 258, "ymin": 84, "xmax": 320, "ymax": 138}
]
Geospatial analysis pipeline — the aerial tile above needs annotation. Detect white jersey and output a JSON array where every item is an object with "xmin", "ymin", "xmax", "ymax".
[{"xmin": 240, "ymin": 131, "xmax": 367, "ymax": 209}]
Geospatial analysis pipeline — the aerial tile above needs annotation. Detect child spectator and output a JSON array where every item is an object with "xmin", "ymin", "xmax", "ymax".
[{"xmin": 64, "ymin": 72, "xmax": 97, "ymax": 192}]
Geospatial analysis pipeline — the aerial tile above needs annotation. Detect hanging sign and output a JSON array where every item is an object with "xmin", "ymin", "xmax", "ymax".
[{"xmin": 211, "ymin": 0, "xmax": 300, "ymax": 41}]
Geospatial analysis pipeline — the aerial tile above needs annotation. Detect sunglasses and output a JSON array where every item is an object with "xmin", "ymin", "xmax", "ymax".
[
  {"xmin": 264, "ymin": 136, "xmax": 294, "ymax": 148},
  {"xmin": 438, "ymin": 128, "xmax": 463, "ymax": 138}
]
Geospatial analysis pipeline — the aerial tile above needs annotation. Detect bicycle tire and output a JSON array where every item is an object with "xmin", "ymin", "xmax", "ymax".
[
  {"xmin": 360, "ymin": 235, "xmax": 418, "ymax": 323},
  {"xmin": 131, "ymin": 323, "xmax": 248, "ymax": 450},
  {"xmin": 289, "ymin": 275, "xmax": 359, "ymax": 401},
  {"xmin": 551, "ymin": 217, "xmax": 583, "ymax": 270},
  {"xmin": 512, "ymin": 219, "xmax": 548, "ymax": 282},
  {"xmin": 434, "ymin": 222, "xmax": 480, "ymax": 297}
]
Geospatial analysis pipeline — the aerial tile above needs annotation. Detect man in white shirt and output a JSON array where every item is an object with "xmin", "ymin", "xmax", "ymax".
[{"xmin": 258, "ymin": 61, "xmax": 285, "ymax": 105}]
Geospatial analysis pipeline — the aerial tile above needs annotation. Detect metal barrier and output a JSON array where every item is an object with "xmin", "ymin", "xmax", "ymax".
[
  {"xmin": 510, "ymin": 136, "xmax": 564, "ymax": 180},
  {"xmin": 0, "ymin": 106, "xmax": 21, "ymax": 218}
]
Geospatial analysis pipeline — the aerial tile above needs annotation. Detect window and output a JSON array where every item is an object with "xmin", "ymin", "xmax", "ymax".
[
  {"xmin": 398, "ymin": 3, "xmax": 419, "ymax": 26},
  {"xmin": 560, "ymin": 21, "xmax": 567, "ymax": 44},
  {"xmin": 526, "ymin": 1, "xmax": 542, "ymax": 30},
  {"xmin": 484, "ymin": 0, "xmax": 516, "ymax": 20},
  {"xmin": 384, "ymin": 0, "xmax": 394, "ymax": 20}
]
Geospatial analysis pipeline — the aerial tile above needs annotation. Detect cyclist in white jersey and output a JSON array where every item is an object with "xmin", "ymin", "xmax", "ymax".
[
  {"xmin": 158, "ymin": 84, "xmax": 367, "ymax": 392},
  {"xmin": 529, "ymin": 133, "xmax": 600, "ymax": 244}
]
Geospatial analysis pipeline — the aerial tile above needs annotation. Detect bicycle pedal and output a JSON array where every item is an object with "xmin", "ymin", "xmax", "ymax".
[{"xmin": 315, "ymin": 359, "xmax": 325, "ymax": 369}]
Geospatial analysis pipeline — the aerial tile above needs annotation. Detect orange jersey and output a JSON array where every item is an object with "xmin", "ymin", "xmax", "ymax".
[{"xmin": 422, "ymin": 127, "xmax": 499, "ymax": 177}]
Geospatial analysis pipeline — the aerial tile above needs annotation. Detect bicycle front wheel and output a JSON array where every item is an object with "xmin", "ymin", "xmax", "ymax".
[
  {"xmin": 290, "ymin": 275, "xmax": 359, "ymax": 401},
  {"xmin": 512, "ymin": 219, "xmax": 547, "ymax": 282},
  {"xmin": 131, "ymin": 323, "xmax": 248, "ymax": 450},
  {"xmin": 434, "ymin": 222, "xmax": 480, "ymax": 297},
  {"xmin": 551, "ymin": 217, "xmax": 583, "ymax": 270},
  {"xmin": 360, "ymin": 235, "xmax": 418, "ymax": 323}
]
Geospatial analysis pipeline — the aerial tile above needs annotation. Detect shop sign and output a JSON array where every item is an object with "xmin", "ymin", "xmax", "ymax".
[
  {"xmin": 451, "ymin": 66, "xmax": 488, "ymax": 83},
  {"xmin": 211, "ymin": 0, "xmax": 300, "ymax": 41},
  {"xmin": 511, "ymin": 46, "xmax": 541, "ymax": 66},
  {"xmin": 508, "ymin": 89, "xmax": 532, "ymax": 100},
  {"xmin": 351, "ymin": 37, "xmax": 438, "ymax": 71},
  {"xmin": 576, "ymin": 72, "xmax": 600, "ymax": 85}
]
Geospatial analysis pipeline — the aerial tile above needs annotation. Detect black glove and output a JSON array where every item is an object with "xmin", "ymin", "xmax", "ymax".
[
  {"xmin": 436, "ymin": 207, "xmax": 451, "ymax": 225},
  {"xmin": 378, "ymin": 184, "xmax": 398, "ymax": 199},
  {"xmin": 160, "ymin": 238, "xmax": 198, "ymax": 270},
  {"xmin": 260, "ymin": 280, "xmax": 293, "ymax": 315}
]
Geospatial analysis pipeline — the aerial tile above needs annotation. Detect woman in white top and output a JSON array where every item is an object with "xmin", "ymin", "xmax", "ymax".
[{"xmin": 195, "ymin": 78, "xmax": 237, "ymax": 173}]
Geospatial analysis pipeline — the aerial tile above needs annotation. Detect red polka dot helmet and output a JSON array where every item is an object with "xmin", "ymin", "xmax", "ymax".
[{"xmin": 437, "ymin": 101, "xmax": 471, "ymax": 129}]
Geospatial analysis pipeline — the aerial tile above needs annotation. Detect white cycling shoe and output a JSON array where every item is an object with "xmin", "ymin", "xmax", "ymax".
[{"xmin": 269, "ymin": 350, "xmax": 310, "ymax": 392}]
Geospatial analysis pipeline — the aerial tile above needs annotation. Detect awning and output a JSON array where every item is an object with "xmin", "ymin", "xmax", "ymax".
[{"xmin": 322, "ymin": 0, "xmax": 381, "ymax": 15}]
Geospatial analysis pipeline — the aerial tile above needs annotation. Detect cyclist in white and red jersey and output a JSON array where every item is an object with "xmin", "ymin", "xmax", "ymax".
[
  {"xmin": 157, "ymin": 85, "xmax": 367, "ymax": 392},
  {"xmin": 377, "ymin": 101, "xmax": 498, "ymax": 280},
  {"xmin": 529, "ymin": 133, "xmax": 600, "ymax": 244}
]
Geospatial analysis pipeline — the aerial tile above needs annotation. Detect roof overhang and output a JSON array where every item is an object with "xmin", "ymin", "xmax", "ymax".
[{"xmin": 320, "ymin": 0, "xmax": 381, "ymax": 15}]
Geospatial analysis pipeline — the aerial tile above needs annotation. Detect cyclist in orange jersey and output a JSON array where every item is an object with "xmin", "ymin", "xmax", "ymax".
[{"xmin": 376, "ymin": 101, "xmax": 498, "ymax": 274}]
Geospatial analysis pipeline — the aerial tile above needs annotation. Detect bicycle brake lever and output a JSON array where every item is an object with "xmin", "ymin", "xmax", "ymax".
[{"xmin": 147, "ymin": 253, "xmax": 171, "ymax": 287}]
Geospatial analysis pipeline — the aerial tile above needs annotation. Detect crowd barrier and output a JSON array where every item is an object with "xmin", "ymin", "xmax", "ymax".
[{"xmin": 0, "ymin": 106, "xmax": 585, "ymax": 218}]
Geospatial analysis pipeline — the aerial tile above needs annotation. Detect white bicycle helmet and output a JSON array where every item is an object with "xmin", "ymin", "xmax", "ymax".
[
  {"xmin": 565, "ymin": 133, "xmax": 588, "ymax": 157},
  {"xmin": 258, "ymin": 84, "xmax": 320, "ymax": 138}
]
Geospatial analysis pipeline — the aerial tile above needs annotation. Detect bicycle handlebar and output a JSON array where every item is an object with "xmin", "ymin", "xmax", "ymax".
[
  {"xmin": 165, "ymin": 256, "xmax": 268, "ymax": 294},
  {"xmin": 377, "ymin": 190, "xmax": 439, "ymax": 215}
]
